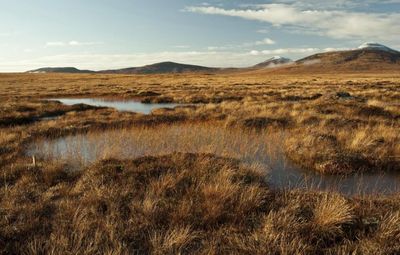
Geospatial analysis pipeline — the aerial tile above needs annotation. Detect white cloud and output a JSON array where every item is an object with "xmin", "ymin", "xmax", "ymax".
[
  {"xmin": 249, "ymin": 50, "xmax": 260, "ymax": 56},
  {"xmin": 172, "ymin": 45, "xmax": 190, "ymax": 49},
  {"xmin": 255, "ymin": 38, "xmax": 276, "ymax": 45},
  {"xmin": 208, "ymin": 38, "xmax": 276, "ymax": 50},
  {"xmin": 249, "ymin": 47, "xmax": 320, "ymax": 56},
  {"xmin": 0, "ymin": 49, "xmax": 317, "ymax": 72},
  {"xmin": 207, "ymin": 46, "xmax": 225, "ymax": 51},
  {"xmin": 45, "ymin": 41, "xmax": 103, "ymax": 47},
  {"xmin": 207, "ymin": 45, "xmax": 235, "ymax": 50},
  {"xmin": 322, "ymin": 47, "xmax": 349, "ymax": 52},
  {"xmin": 256, "ymin": 29, "xmax": 269, "ymax": 34},
  {"xmin": 185, "ymin": 4, "xmax": 400, "ymax": 41},
  {"xmin": 248, "ymin": 46, "xmax": 351, "ymax": 56},
  {"xmin": 45, "ymin": 42, "xmax": 66, "ymax": 47},
  {"xmin": 0, "ymin": 51, "xmax": 245, "ymax": 71},
  {"xmin": 262, "ymin": 0, "xmax": 400, "ymax": 9},
  {"xmin": 0, "ymin": 44, "xmax": 386, "ymax": 72},
  {"xmin": 68, "ymin": 40, "xmax": 102, "ymax": 46}
]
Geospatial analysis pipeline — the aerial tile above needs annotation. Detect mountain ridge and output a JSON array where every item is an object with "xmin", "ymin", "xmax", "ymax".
[
  {"xmin": 27, "ymin": 67, "xmax": 95, "ymax": 74},
  {"xmin": 282, "ymin": 43, "xmax": 400, "ymax": 73},
  {"xmin": 26, "ymin": 43, "xmax": 400, "ymax": 74},
  {"xmin": 98, "ymin": 61, "xmax": 219, "ymax": 74},
  {"xmin": 252, "ymin": 56, "xmax": 293, "ymax": 69}
]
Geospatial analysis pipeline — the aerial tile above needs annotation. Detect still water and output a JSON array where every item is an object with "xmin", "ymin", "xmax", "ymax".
[
  {"xmin": 50, "ymin": 98, "xmax": 180, "ymax": 114},
  {"xmin": 27, "ymin": 124, "xmax": 400, "ymax": 196}
]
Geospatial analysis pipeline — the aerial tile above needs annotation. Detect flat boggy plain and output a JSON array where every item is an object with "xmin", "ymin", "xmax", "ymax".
[{"xmin": 0, "ymin": 72, "xmax": 399, "ymax": 254}]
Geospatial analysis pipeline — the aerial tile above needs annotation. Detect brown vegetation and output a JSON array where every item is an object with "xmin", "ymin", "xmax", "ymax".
[
  {"xmin": 1, "ymin": 153, "xmax": 399, "ymax": 254},
  {"xmin": 0, "ymin": 72, "xmax": 399, "ymax": 253}
]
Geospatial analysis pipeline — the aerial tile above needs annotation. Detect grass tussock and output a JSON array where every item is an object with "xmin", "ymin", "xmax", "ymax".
[
  {"xmin": 285, "ymin": 124, "xmax": 399, "ymax": 174},
  {"xmin": 1, "ymin": 153, "xmax": 399, "ymax": 254},
  {"xmin": 312, "ymin": 194, "xmax": 354, "ymax": 240},
  {"xmin": 1, "ymin": 73, "xmax": 399, "ymax": 174},
  {"xmin": 0, "ymin": 73, "xmax": 399, "ymax": 253}
]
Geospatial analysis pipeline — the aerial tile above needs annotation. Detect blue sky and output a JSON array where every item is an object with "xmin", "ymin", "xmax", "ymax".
[{"xmin": 1, "ymin": 0, "xmax": 399, "ymax": 71}]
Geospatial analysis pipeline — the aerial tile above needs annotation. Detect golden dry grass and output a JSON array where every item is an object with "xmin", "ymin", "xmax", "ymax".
[
  {"xmin": 0, "ymin": 72, "xmax": 399, "ymax": 254},
  {"xmin": 1, "ymin": 153, "xmax": 399, "ymax": 254}
]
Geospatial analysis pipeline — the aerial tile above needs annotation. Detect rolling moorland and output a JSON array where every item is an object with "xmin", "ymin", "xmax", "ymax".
[{"xmin": 0, "ymin": 45, "xmax": 400, "ymax": 254}]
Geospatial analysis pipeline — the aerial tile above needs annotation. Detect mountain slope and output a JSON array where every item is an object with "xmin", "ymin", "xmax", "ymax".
[
  {"xmin": 285, "ymin": 43, "xmax": 400, "ymax": 73},
  {"xmin": 298, "ymin": 45, "xmax": 399, "ymax": 66},
  {"xmin": 27, "ymin": 67, "xmax": 95, "ymax": 74},
  {"xmin": 357, "ymin": 42, "xmax": 398, "ymax": 53},
  {"xmin": 253, "ymin": 56, "xmax": 293, "ymax": 68},
  {"xmin": 25, "ymin": 43, "xmax": 400, "ymax": 75},
  {"xmin": 99, "ymin": 61, "xmax": 219, "ymax": 74}
]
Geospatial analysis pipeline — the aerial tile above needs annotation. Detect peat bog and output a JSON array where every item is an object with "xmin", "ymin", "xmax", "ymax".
[
  {"xmin": 27, "ymin": 124, "xmax": 400, "ymax": 196},
  {"xmin": 49, "ymin": 98, "xmax": 182, "ymax": 114},
  {"xmin": 0, "ymin": 72, "xmax": 399, "ymax": 254}
]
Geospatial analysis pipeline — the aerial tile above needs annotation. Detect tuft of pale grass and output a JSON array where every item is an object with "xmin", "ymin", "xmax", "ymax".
[
  {"xmin": 313, "ymin": 194, "xmax": 354, "ymax": 238},
  {"xmin": 376, "ymin": 212, "xmax": 400, "ymax": 245},
  {"xmin": 200, "ymin": 167, "xmax": 241, "ymax": 225},
  {"xmin": 150, "ymin": 226, "xmax": 198, "ymax": 255}
]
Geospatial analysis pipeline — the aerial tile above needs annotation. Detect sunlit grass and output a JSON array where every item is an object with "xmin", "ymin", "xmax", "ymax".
[
  {"xmin": 29, "ymin": 123, "xmax": 282, "ymax": 169},
  {"xmin": 0, "ymin": 72, "xmax": 399, "ymax": 254}
]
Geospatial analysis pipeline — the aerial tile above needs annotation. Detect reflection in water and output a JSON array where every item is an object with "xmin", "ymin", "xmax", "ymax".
[
  {"xmin": 50, "ymin": 98, "xmax": 180, "ymax": 114},
  {"xmin": 27, "ymin": 124, "xmax": 399, "ymax": 196}
]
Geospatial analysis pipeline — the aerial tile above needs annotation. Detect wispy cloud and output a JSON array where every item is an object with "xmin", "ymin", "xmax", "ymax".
[
  {"xmin": 45, "ymin": 42, "xmax": 66, "ymax": 47},
  {"xmin": 249, "ymin": 47, "xmax": 319, "ymax": 56},
  {"xmin": 256, "ymin": 29, "xmax": 269, "ymax": 34},
  {"xmin": 0, "ymin": 31, "xmax": 18, "ymax": 37},
  {"xmin": 207, "ymin": 46, "xmax": 231, "ymax": 51},
  {"xmin": 10, "ymin": 40, "xmax": 398, "ymax": 72},
  {"xmin": 207, "ymin": 38, "xmax": 276, "ymax": 51},
  {"xmin": 45, "ymin": 41, "xmax": 103, "ymax": 47},
  {"xmin": 185, "ymin": 4, "xmax": 400, "ymax": 41},
  {"xmin": 258, "ymin": 0, "xmax": 400, "ymax": 9},
  {"xmin": 0, "ymin": 46, "xmax": 354, "ymax": 72},
  {"xmin": 0, "ymin": 49, "xmax": 297, "ymax": 71},
  {"xmin": 249, "ymin": 47, "xmax": 349, "ymax": 56},
  {"xmin": 254, "ymin": 38, "xmax": 276, "ymax": 45},
  {"xmin": 172, "ymin": 45, "xmax": 191, "ymax": 49}
]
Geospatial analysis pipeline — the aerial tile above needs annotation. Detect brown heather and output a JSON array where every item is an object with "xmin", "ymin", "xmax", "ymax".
[{"xmin": 0, "ymin": 72, "xmax": 399, "ymax": 254}]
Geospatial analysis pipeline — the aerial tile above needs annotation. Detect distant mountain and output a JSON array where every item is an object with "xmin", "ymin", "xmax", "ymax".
[
  {"xmin": 357, "ymin": 42, "xmax": 398, "ymax": 53},
  {"xmin": 27, "ymin": 62, "xmax": 218, "ymax": 75},
  {"xmin": 291, "ymin": 43, "xmax": 400, "ymax": 72},
  {"xmin": 26, "ymin": 43, "xmax": 400, "ymax": 75},
  {"xmin": 27, "ymin": 67, "xmax": 95, "ymax": 74},
  {"xmin": 253, "ymin": 56, "xmax": 293, "ymax": 68},
  {"xmin": 99, "ymin": 61, "xmax": 219, "ymax": 74}
]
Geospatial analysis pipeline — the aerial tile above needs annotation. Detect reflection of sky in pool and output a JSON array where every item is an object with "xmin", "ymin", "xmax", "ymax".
[
  {"xmin": 50, "ymin": 98, "xmax": 180, "ymax": 114},
  {"xmin": 27, "ymin": 125, "xmax": 400, "ymax": 197}
]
